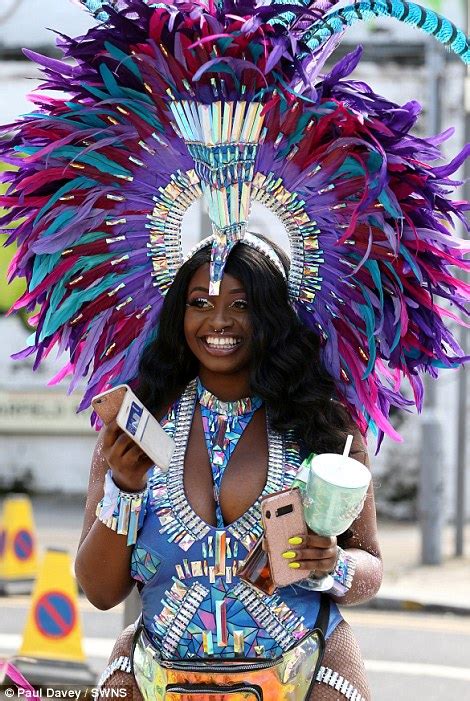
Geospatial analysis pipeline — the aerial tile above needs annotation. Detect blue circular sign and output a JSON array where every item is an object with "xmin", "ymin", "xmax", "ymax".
[
  {"xmin": 34, "ymin": 591, "xmax": 76, "ymax": 639},
  {"xmin": 13, "ymin": 529, "xmax": 33, "ymax": 561}
]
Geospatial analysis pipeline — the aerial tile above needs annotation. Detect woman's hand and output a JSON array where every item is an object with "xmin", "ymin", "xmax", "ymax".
[
  {"xmin": 282, "ymin": 529, "xmax": 338, "ymax": 576},
  {"xmin": 101, "ymin": 419, "xmax": 153, "ymax": 492}
]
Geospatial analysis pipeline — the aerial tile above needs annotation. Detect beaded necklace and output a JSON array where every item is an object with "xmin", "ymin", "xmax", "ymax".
[{"xmin": 197, "ymin": 379, "xmax": 263, "ymax": 528}]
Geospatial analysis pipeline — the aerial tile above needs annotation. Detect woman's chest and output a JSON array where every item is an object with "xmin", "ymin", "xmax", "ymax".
[
  {"xmin": 184, "ymin": 406, "xmax": 269, "ymax": 527},
  {"xmin": 151, "ymin": 382, "xmax": 304, "ymax": 551}
]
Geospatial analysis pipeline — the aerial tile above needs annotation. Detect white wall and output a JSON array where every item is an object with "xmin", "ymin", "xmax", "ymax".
[
  {"xmin": 0, "ymin": 0, "xmax": 93, "ymax": 47},
  {"xmin": 0, "ymin": 317, "xmax": 96, "ymax": 493}
]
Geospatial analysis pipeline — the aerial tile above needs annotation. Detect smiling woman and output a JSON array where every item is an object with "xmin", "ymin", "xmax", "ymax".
[
  {"xmin": 2, "ymin": 1, "xmax": 469, "ymax": 699},
  {"xmin": 136, "ymin": 239, "xmax": 351, "ymax": 458},
  {"xmin": 184, "ymin": 265, "xmax": 253, "ymax": 385},
  {"xmin": 75, "ymin": 237, "xmax": 381, "ymax": 700}
]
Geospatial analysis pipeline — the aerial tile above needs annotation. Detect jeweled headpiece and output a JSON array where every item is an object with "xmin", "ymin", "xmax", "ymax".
[{"xmin": 1, "ymin": 0, "xmax": 469, "ymax": 445}]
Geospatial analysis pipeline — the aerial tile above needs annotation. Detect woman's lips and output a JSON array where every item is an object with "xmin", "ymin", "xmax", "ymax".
[{"xmin": 199, "ymin": 335, "xmax": 243, "ymax": 356}]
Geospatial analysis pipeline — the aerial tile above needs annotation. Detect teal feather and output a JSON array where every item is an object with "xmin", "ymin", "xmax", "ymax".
[
  {"xmin": 104, "ymin": 98, "xmax": 161, "ymax": 127},
  {"xmin": 42, "ymin": 210, "xmax": 76, "ymax": 239},
  {"xmin": 99, "ymin": 63, "xmax": 125, "ymax": 98},
  {"xmin": 82, "ymin": 83, "xmax": 120, "ymax": 103},
  {"xmin": 48, "ymin": 147, "xmax": 132, "ymax": 178},
  {"xmin": 217, "ymin": 38, "xmax": 234, "ymax": 52},
  {"xmin": 302, "ymin": 1, "xmax": 470, "ymax": 64},
  {"xmin": 430, "ymin": 359, "xmax": 461, "ymax": 369},
  {"xmin": 399, "ymin": 243, "xmax": 423, "ymax": 283},
  {"xmin": 390, "ymin": 321, "xmax": 402, "ymax": 354},
  {"xmin": 31, "ymin": 252, "xmax": 62, "ymax": 291},
  {"xmin": 80, "ymin": 0, "xmax": 110, "ymax": 22},
  {"xmin": 16, "ymin": 147, "xmax": 40, "ymax": 156},
  {"xmin": 31, "ymin": 230, "xmax": 110, "ymax": 290},
  {"xmin": 104, "ymin": 42, "xmax": 142, "ymax": 80},
  {"xmin": 64, "ymin": 103, "xmax": 111, "ymax": 128},
  {"xmin": 336, "ymin": 156, "xmax": 367, "ymax": 179},
  {"xmin": 366, "ymin": 260, "xmax": 384, "ymax": 316},
  {"xmin": 249, "ymin": 43, "xmax": 264, "ymax": 64},
  {"xmin": 378, "ymin": 187, "xmax": 402, "ymax": 219},
  {"xmin": 34, "ymin": 178, "xmax": 92, "ymax": 226},
  {"xmin": 98, "ymin": 64, "xmax": 154, "ymax": 106},
  {"xmin": 41, "ymin": 273, "xmax": 124, "ymax": 340},
  {"xmin": 384, "ymin": 261, "xmax": 404, "ymax": 293},
  {"xmin": 356, "ymin": 296, "xmax": 377, "ymax": 379}
]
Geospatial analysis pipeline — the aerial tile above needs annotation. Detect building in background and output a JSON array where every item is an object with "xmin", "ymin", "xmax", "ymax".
[{"xmin": 0, "ymin": 1, "xmax": 468, "ymax": 521}]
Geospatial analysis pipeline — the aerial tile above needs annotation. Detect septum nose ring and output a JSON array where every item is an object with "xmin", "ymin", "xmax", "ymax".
[{"xmin": 213, "ymin": 327, "xmax": 225, "ymax": 335}]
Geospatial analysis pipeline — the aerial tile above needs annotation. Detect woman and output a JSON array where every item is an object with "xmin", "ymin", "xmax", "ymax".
[
  {"xmin": 75, "ymin": 237, "xmax": 382, "ymax": 700},
  {"xmin": 2, "ymin": 1, "xmax": 468, "ymax": 698}
]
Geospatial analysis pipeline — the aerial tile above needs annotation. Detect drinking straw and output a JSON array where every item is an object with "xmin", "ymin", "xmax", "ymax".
[{"xmin": 343, "ymin": 434, "xmax": 354, "ymax": 458}]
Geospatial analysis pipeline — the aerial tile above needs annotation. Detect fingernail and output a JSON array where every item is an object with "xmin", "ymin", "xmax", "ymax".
[
  {"xmin": 282, "ymin": 551, "xmax": 297, "ymax": 559},
  {"xmin": 288, "ymin": 562, "xmax": 301, "ymax": 569},
  {"xmin": 288, "ymin": 537, "xmax": 303, "ymax": 546}
]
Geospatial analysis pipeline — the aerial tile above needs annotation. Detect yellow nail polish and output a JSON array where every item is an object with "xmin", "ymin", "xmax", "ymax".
[
  {"xmin": 288, "ymin": 537, "xmax": 303, "ymax": 546},
  {"xmin": 282, "ymin": 551, "xmax": 297, "ymax": 559},
  {"xmin": 288, "ymin": 562, "xmax": 301, "ymax": 569}
]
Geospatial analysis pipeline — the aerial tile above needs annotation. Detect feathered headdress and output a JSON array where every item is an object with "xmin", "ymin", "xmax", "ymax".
[{"xmin": 1, "ymin": 0, "xmax": 469, "ymax": 445}]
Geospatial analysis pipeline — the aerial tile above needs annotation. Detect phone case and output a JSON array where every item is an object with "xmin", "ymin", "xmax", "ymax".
[
  {"xmin": 116, "ymin": 388, "xmax": 175, "ymax": 473},
  {"xmin": 91, "ymin": 385, "xmax": 128, "ymax": 424},
  {"xmin": 91, "ymin": 385, "xmax": 175, "ymax": 473},
  {"xmin": 260, "ymin": 488, "xmax": 308, "ymax": 588}
]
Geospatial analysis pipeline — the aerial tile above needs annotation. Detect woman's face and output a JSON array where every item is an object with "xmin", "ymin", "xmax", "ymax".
[{"xmin": 184, "ymin": 263, "xmax": 253, "ymax": 377}]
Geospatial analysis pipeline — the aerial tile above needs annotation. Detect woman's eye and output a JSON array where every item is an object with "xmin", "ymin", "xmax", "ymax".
[
  {"xmin": 186, "ymin": 297, "xmax": 214, "ymax": 310},
  {"xmin": 230, "ymin": 299, "xmax": 248, "ymax": 311}
]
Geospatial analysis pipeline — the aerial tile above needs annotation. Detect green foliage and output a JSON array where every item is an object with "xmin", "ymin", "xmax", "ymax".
[
  {"xmin": 0, "ymin": 234, "xmax": 26, "ymax": 314},
  {"xmin": 0, "ymin": 160, "xmax": 28, "ymax": 317}
]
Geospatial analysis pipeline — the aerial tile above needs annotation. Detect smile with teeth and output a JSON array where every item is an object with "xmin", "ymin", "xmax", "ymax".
[{"xmin": 203, "ymin": 335, "xmax": 242, "ymax": 350}]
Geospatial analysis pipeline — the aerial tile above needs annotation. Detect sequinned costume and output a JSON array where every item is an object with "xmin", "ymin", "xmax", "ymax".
[
  {"xmin": 132, "ymin": 381, "xmax": 342, "ymax": 660},
  {"xmin": 2, "ymin": 1, "xmax": 470, "ymax": 699}
]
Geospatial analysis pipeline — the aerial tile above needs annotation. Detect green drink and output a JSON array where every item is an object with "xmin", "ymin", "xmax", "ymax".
[{"xmin": 303, "ymin": 453, "xmax": 371, "ymax": 537}]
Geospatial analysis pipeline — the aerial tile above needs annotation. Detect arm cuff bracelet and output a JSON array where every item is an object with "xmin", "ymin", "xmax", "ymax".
[
  {"xmin": 96, "ymin": 469, "xmax": 148, "ymax": 545},
  {"xmin": 328, "ymin": 546, "xmax": 356, "ymax": 597}
]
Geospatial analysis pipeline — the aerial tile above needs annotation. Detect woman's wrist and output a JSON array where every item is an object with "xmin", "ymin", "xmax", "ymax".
[
  {"xmin": 110, "ymin": 471, "xmax": 148, "ymax": 493},
  {"xmin": 328, "ymin": 548, "xmax": 383, "ymax": 605},
  {"xmin": 96, "ymin": 470, "xmax": 149, "ymax": 545},
  {"xmin": 327, "ymin": 547, "xmax": 357, "ymax": 597}
]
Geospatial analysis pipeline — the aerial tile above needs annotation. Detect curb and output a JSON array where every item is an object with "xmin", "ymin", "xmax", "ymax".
[{"xmin": 360, "ymin": 596, "xmax": 470, "ymax": 617}]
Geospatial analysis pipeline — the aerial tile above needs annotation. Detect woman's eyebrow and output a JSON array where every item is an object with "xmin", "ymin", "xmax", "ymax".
[{"xmin": 188, "ymin": 286, "xmax": 209, "ymax": 294}]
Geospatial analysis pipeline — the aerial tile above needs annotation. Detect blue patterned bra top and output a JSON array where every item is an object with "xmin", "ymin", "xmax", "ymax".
[{"xmin": 131, "ymin": 380, "xmax": 343, "ymax": 660}]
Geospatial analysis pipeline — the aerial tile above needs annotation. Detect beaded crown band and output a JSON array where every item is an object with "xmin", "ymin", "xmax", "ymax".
[
  {"xmin": 187, "ymin": 232, "xmax": 288, "ymax": 282},
  {"xmin": 1, "ymin": 0, "xmax": 470, "ymax": 446}
]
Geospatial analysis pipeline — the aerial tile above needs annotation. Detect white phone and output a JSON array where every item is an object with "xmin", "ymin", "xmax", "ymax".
[{"xmin": 92, "ymin": 385, "xmax": 174, "ymax": 473}]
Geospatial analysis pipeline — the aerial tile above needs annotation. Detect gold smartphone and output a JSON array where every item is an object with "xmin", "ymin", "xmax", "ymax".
[{"xmin": 260, "ymin": 488, "xmax": 307, "ymax": 588}]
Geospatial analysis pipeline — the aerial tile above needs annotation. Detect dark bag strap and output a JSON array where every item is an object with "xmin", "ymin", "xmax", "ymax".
[{"xmin": 313, "ymin": 593, "xmax": 330, "ymax": 637}]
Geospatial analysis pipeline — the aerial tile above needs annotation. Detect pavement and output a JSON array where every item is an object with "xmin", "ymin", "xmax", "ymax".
[
  {"xmin": 3, "ymin": 495, "xmax": 470, "ymax": 615},
  {"xmin": 371, "ymin": 519, "xmax": 470, "ymax": 616}
]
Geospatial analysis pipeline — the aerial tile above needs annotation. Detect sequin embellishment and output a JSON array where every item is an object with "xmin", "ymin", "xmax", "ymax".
[{"xmin": 197, "ymin": 378, "xmax": 263, "ymax": 528}]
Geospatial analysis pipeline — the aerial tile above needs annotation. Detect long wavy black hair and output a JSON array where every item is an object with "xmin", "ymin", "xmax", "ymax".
[{"xmin": 136, "ymin": 239, "xmax": 352, "ymax": 453}]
